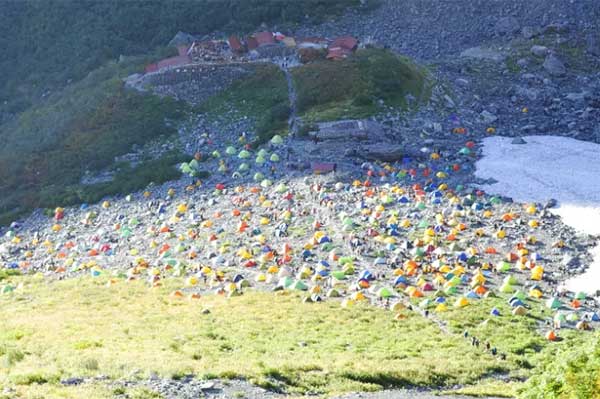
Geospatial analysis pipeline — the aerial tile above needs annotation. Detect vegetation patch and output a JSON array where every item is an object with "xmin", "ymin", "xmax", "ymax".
[
  {"xmin": 197, "ymin": 63, "xmax": 290, "ymax": 145},
  {"xmin": 520, "ymin": 331, "xmax": 600, "ymax": 399},
  {"xmin": 1, "ymin": 276, "xmax": 515, "ymax": 397},
  {"xmin": 50, "ymin": 150, "xmax": 191, "ymax": 207},
  {"xmin": 292, "ymin": 48, "xmax": 430, "ymax": 123},
  {"xmin": 0, "ymin": 58, "xmax": 189, "ymax": 225},
  {"xmin": 0, "ymin": 0, "xmax": 368, "ymax": 118}
]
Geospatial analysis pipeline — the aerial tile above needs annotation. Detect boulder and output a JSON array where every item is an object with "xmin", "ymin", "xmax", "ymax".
[
  {"xmin": 530, "ymin": 45, "xmax": 549, "ymax": 57},
  {"xmin": 586, "ymin": 33, "xmax": 600, "ymax": 56},
  {"xmin": 480, "ymin": 110, "xmax": 498, "ymax": 124},
  {"xmin": 361, "ymin": 144, "xmax": 404, "ymax": 162},
  {"xmin": 543, "ymin": 54, "xmax": 566, "ymax": 76},
  {"xmin": 311, "ymin": 120, "xmax": 382, "ymax": 141}
]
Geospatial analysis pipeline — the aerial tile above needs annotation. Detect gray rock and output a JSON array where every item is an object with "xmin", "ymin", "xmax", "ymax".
[
  {"xmin": 531, "ymin": 45, "xmax": 549, "ymax": 57},
  {"xmin": 586, "ymin": 33, "xmax": 600, "ymax": 56},
  {"xmin": 200, "ymin": 382, "xmax": 216, "ymax": 390},
  {"xmin": 565, "ymin": 92, "xmax": 587, "ymax": 102},
  {"xmin": 495, "ymin": 16, "xmax": 520, "ymax": 36},
  {"xmin": 511, "ymin": 137, "xmax": 527, "ymax": 144},
  {"xmin": 480, "ymin": 110, "xmax": 498, "ymax": 124},
  {"xmin": 433, "ymin": 123, "xmax": 442, "ymax": 133},
  {"xmin": 460, "ymin": 46, "xmax": 507, "ymax": 62},
  {"xmin": 521, "ymin": 26, "xmax": 539, "ymax": 39},
  {"xmin": 361, "ymin": 144, "xmax": 404, "ymax": 162},
  {"xmin": 444, "ymin": 95, "xmax": 456, "ymax": 109},
  {"xmin": 517, "ymin": 58, "xmax": 529, "ymax": 68},
  {"xmin": 61, "ymin": 377, "xmax": 84, "ymax": 386},
  {"xmin": 543, "ymin": 54, "xmax": 566, "ymax": 76}
]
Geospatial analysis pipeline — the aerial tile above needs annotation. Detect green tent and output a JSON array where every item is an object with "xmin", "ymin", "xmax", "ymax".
[
  {"xmin": 546, "ymin": 297, "xmax": 562, "ymax": 309},
  {"xmin": 257, "ymin": 149, "xmax": 268, "ymax": 158},
  {"xmin": 575, "ymin": 291, "xmax": 587, "ymax": 300},
  {"xmin": 292, "ymin": 280, "xmax": 308, "ymax": 291},
  {"xmin": 189, "ymin": 159, "xmax": 200, "ymax": 170},
  {"xmin": 331, "ymin": 271, "xmax": 346, "ymax": 281},
  {"xmin": 377, "ymin": 287, "xmax": 394, "ymax": 298},
  {"xmin": 498, "ymin": 261, "xmax": 512, "ymax": 272},
  {"xmin": 253, "ymin": 172, "xmax": 264, "ymax": 181},
  {"xmin": 238, "ymin": 150, "xmax": 251, "ymax": 159},
  {"xmin": 499, "ymin": 283, "xmax": 514, "ymax": 293},
  {"xmin": 512, "ymin": 290, "xmax": 526, "ymax": 300},
  {"xmin": 503, "ymin": 275, "xmax": 518, "ymax": 285},
  {"xmin": 225, "ymin": 146, "xmax": 236, "ymax": 155},
  {"xmin": 238, "ymin": 163, "xmax": 249, "ymax": 172},
  {"xmin": 279, "ymin": 276, "xmax": 294, "ymax": 288},
  {"xmin": 419, "ymin": 298, "xmax": 433, "ymax": 308}
]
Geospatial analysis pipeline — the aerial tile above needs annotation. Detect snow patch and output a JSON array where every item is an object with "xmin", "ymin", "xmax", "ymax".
[{"xmin": 475, "ymin": 135, "xmax": 600, "ymax": 294}]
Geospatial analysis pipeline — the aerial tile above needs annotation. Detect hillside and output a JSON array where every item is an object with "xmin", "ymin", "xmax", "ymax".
[
  {"xmin": 1, "ymin": 1, "xmax": 600, "ymax": 399},
  {"xmin": 0, "ymin": 0, "xmax": 372, "ymax": 224}
]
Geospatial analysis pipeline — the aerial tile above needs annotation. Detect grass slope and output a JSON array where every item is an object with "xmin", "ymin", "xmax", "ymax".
[
  {"xmin": 292, "ymin": 48, "xmax": 430, "ymax": 123},
  {"xmin": 1, "ymin": 276, "xmax": 510, "ymax": 398},
  {"xmin": 433, "ymin": 293, "xmax": 599, "ymax": 398},
  {"xmin": 0, "ymin": 56, "xmax": 189, "ymax": 225}
]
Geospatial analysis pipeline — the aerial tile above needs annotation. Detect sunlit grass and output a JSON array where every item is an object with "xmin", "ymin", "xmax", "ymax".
[{"xmin": 1, "ymin": 275, "xmax": 512, "ymax": 397}]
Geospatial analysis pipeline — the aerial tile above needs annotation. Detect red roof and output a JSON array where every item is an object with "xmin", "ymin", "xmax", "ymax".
[
  {"xmin": 254, "ymin": 31, "xmax": 275, "ymax": 46},
  {"xmin": 145, "ymin": 63, "xmax": 158, "ymax": 73},
  {"xmin": 246, "ymin": 37, "xmax": 259, "ymax": 50},
  {"xmin": 176, "ymin": 44, "xmax": 190, "ymax": 56},
  {"xmin": 331, "ymin": 36, "xmax": 358, "ymax": 51},
  {"xmin": 326, "ymin": 47, "xmax": 352, "ymax": 60},
  {"xmin": 156, "ymin": 55, "xmax": 190, "ymax": 70},
  {"xmin": 228, "ymin": 35, "xmax": 243, "ymax": 52}
]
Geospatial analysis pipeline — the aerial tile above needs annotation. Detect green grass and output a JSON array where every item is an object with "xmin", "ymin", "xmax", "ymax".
[
  {"xmin": 0, "ymin": 56, "xmax": 189, "ymax": 225},
  {"xmin": 1, "ymin": 275, "xmax": 512, "ymax": 398},
  {"xmin": 292, "ymin": 48, "xmax": 430, "ymax": 123},
  {"xmin": 40, "ymin": 150, "xmax": 191, "ymax": 208},
  {"xmin": 520, "ymin": 330, "xmax": 600, "ymax": 399},
  {"xmin": 432, "ymin": 292, "xmax": 600, "ymax": 399},
  {"xmin": 198, "ymin": 63, "xmax": 290, "ymax": 145}
]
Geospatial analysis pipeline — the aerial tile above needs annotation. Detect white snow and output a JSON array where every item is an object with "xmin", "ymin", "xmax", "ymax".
[{"xmin": 474, "ymin": 135, "xmax": 600, "ymax": 294}]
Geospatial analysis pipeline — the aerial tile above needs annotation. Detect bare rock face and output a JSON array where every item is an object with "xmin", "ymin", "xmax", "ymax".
[
  {"xmin": 543, "ymin": 54, "xmax": 567, "ymax": 76},
  {"xmin": 310, "ymin": 119, "xmax": 383, "ymax": 141},
  {"xmin": 361, "ymin": 143, "xmax": 404, "ymax": 162}
]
